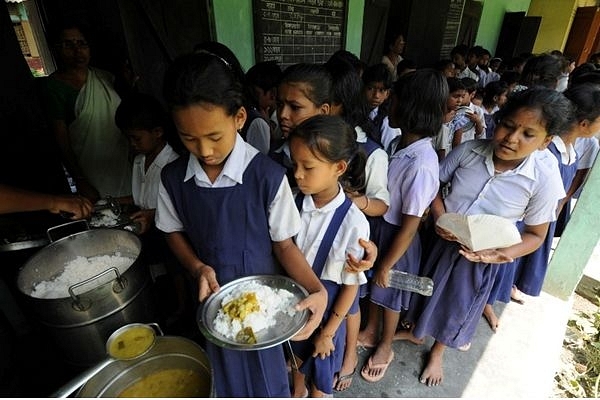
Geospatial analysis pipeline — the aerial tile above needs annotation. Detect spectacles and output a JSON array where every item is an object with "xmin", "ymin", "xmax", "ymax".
[{"xmin": 57, "ymin": 40, "xmax": 89, "ymax": 50}]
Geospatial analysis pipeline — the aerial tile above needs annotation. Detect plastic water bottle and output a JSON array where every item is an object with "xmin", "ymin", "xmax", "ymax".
[{"xmin": 387, "ymin": 269, "xmax": 434, "ymax": 296}]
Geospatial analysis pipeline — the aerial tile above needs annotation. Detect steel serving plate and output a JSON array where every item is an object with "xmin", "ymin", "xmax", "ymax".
[{"xmin": 197, "ymin": 275, "xmax": 310, "ymax": 351}]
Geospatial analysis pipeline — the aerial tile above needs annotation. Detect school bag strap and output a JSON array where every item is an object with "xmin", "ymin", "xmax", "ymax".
[{"xmin": 295, "ymin": 193, "xmax": 352, "ymax": 277}]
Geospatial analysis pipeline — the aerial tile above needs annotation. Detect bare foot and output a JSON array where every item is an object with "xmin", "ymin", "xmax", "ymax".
[
  {"xmin": 511, "ymin": 286, "xmax": 525, "ymax": 305},
  {"xmin": 357, "ymin": 329, "xmax": 377, "ymax": 348},
  {"xmin": 483, "ymin": 304, "xmax": 499, "ymax": 332},
  {"xmin": 393, "ymin": 329, "xmax": 425, "ymax": 345},
  {"xmin": 420, "ymin": 346, "xmax": 444, "ymax": 386}
]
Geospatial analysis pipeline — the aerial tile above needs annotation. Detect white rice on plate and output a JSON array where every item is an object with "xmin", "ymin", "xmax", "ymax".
[
  {"xmin": 89, "ymin": 208, "xmax": 120, "ymax": 227},
  {"xmin": 213, "ymin": 281, "xmax": 298, "ymax": 342}
]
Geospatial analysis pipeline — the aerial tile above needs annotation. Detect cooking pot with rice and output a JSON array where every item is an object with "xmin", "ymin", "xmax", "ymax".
[{"xmin": 15, "ymin": 228, "xmax": 156, "ymax": 366}]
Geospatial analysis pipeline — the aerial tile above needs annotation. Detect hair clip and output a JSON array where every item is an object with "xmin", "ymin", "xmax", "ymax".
[{"xmin": 195, "ymin": 50, "xmax": 231, "ymax": 70}]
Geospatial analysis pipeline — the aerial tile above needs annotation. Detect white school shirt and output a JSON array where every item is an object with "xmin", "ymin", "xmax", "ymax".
[
  {"xmin": 355, "ymin": 126, "xmax": 390, "ymax": 205},
  {"xmin": 575, "ymin": 137, "xmax": 600, "ymax": 170},
  {"xmin": 573, "ymin": 137, "xmax": 600, "ymax": 198},
  {"xmin": 384, "ymin": 138, "xmax": 440, "ymax": 226},
  {"xmin": 132, "ymin": 143, "xmax": 179, "ymax": 210},
  {"xmin": 368, "ymin": 107, "xmax": 402, "ymax": 153},
  {"xmin": 459, "ymin": 102, "xmax": 487, "ymax": 143},
  {"xmin": 294, "ymin": 185, "xmax": 368, "ymax": 286},
  {"xmin": 433, "ymin": 123, "xmax": 452, "ymax": 155},
  {"xmin": 551, "ymin": 136, "xmax": 577, "ymax": 166},
  {"xmin": 457, "ymin": 67, "xmax": 479, "ymax": 82},
  {"xmin": 441, "ymin": 139, "xmax": 565, "ymax": 225},
  {"xmin": 245, "ymin": 117, "xmax": 271, "ymax": 154},
  {"xmin": 155, "ymin": 134, "xmax": 301, "ymax": 242}
]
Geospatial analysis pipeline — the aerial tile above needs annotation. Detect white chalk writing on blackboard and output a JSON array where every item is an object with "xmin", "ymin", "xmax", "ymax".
[{"xmin": 253, "ymin": 0, "xmax": 347, "ymax": 68}]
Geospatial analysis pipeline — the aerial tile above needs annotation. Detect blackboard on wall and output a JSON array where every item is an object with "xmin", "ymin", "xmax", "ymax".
[
  {"xmin": 253, "ymin": 0, "xmax": 347, "ymax": 69},
  {"xmin": 439, "ymin": 0, "xmax": 466, "ymax": 59}
]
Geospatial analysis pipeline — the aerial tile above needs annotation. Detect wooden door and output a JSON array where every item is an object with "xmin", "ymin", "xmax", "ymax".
[
  {"xmin": 495, "ymin": 12, "xmax": 525, "ymax": 61},
  {"xmin": 564, "ymin": 6, "xmax": 600, "ymax": 65}
]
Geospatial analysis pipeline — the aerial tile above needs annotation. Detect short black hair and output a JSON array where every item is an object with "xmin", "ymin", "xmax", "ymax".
[
  {"xmin": 279, "ymin": 63, "xmax": 332, "ymax": 107},
  {"xmin": 495, "ymin": 88, "xmax": 574, "ymax": 136},
  {"xmin": 461, "ymin": 77, "xmax": 478, "ymax": 93},
  {"xmin": 362, "ymin": 63, "xmax": 393, "ymax": 88},
  {"xmin": 390, "ymin": 69, "xmax": 447, "ymax": 138},
  {"xmin": 564, "ymin": 84, "xmax": 600, "ymax": 124},
  {"xmin": 163, "ymin": 52, "xmax": 244, "ymax": 115},
  {"xmin": 325, "ymin": 58, "xmax": 378, "ymax": 138},
  {"xmin": 246, "ymin": 61, "xmax": 283, "ymax": 92},
  {"xmin": 519, "ymin": 54, "xmax": 562, "ymax": 89},
  {"xmin": 47, "ymin": 19, "xmax": 94, "ymax": 49},
  {"xmin": 397, "ymin": 59, "xmax": 417, "ymax": 75},
  {"xmin": 327, "ymin": 50, "xmax": 364, "ymax": 73},
  {"xmin": 447, "ymin": 77, "xmax": 466, "ymax": 93},
  {"xmin": 482, "ymin": 80, "xmax": 509, "ymax": 108},
  {"xmin": 115, "ymin": 93, "xmax": 168, "ymax": 131},
  {"xmin": 450, "ymin": 44, "xmax": 469, "ymax": 58},
  {"xmin": 290, "ymin": 115, "xmax": 366, "ymax": 193}
]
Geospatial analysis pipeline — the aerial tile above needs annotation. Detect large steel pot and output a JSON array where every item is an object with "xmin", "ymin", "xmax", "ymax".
[
  {"xmin": 15, "ymin": 228, "xmax": 156, "ymax": 366},
  {"xmin": 76, "ymin": 335, "xmax": 214, "ymax": 397}
]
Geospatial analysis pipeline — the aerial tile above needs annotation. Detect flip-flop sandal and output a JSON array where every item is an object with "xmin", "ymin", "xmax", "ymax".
[
  {"xmin": 458, "ymin": 342, "xmax": 471, "ymax": 352},
  {"xmin": 510, "ymin": 296, "xmax": 525, "ymax": 305},
  {"xmin": 360, "ymin": 352, "xmax": 394, "ymax": 383},
  {"xmin": 356, "ymin": 338, "xmax": 376, "ymax": 349},
  {"xmin": 333, "ymin": 366, "xmax": 357, "ymax": 391}
]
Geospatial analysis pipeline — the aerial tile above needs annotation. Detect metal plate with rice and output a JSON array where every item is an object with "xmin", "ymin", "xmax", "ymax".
[{"xmin": 197, "ymin": 275, "xmax": 310, "ymax": 351}]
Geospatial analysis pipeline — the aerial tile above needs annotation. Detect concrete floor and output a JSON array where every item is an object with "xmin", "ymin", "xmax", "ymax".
[{"xmin": 333, "ymin": 292, "xmax": 572, "ymax": 398}]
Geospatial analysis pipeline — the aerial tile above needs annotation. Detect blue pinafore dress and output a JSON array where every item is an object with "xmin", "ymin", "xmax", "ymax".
[
  {"xmin": 367, "ymin": 217, "xmax": 423, "ymax": 312},
  {"xmin": 407, "ymin": 236, "xmax": 500, "ymax": 348},
  {"xmin": 513, "ymin": 142, "xmax": 578, "ymax": 296},
  {"xmin": 161, "ymin": 152, "xmax": 290, "ymax": 397},
  {"xmin": 291, "ymin": 194, "xmax": 352, "ymax": 395},
  {"xmin": 353, "ymin": 137, "xmax": 384, "ymax": 309}
]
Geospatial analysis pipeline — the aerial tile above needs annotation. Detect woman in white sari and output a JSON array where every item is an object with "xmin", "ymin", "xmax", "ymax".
[{"xmin": 42, "ymin": 23, "xmax": 131, "ymax": 201}]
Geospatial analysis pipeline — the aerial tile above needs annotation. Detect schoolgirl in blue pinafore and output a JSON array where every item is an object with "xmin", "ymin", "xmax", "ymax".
[
  {"xmin": 286, "ymin": 115, "xmax": 369, "ymax": 396},
  {"xmin": 355, "ymin": 134, "xmax": 389, "ymax": 303},
  {"xmin": 161, "ymin": 150, "xmax": 290, "ymax": 397},
  {"xmin": 368, "ymin": 137, "xmax": 439, "ymax": 311},
  {"xmin": 291, "ymin": 192, "xmax": 366, "ymax": 395},
  {"xmin": 407, "ymin": 139, "xmax": 565, "ymax": 349},
  {"xmin": 513, "ymin": 138, "xmax": 578, "ymax": 296}
]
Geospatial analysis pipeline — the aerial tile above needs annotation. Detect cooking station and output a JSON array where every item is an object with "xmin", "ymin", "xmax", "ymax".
[{"xmin": 0, "ymin": 209, "xmax": 197, "ymax": 396}]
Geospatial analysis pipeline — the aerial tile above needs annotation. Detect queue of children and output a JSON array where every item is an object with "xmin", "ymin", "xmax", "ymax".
[
  {"xmin": 57, "ymin": 36, "xmax": 599, "ymax": 396},
  {"xmin": 157, "ymin": 47, "xmax": 599, "ymax": 396}
]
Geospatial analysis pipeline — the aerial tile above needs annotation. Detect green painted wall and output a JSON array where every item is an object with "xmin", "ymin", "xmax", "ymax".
[
  {"xmin": 475, "ymin": 0, "xmax": 532, "ymax": 56},
  {"xmin": 211, "ymin": 0, "xmax": 364, "ymax": 70},
  {"xmin": 212, "ymin": 0, "xmax": 255, "ymax": 70},
  {"xmin": 346, "ymin": 0, "xmax": 364, "ymax": 57},
  {"xmin": 544, "ymin": 157, "xmax": 600, "ymax": 300}
]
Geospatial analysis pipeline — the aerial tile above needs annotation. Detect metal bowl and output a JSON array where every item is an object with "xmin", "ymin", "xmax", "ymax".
[{"xmin": 197, "ymin": 275, "xmax": 309, "ymax": 351}]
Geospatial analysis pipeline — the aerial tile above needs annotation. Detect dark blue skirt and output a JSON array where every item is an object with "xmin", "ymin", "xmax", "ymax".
[
  {"xmin": 407, "ymin": 238, "xmax": 499, "ymax": 348},
  {"xmin": 369, "ymin": 219, "xmax": 423, "ymax": 312}
]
